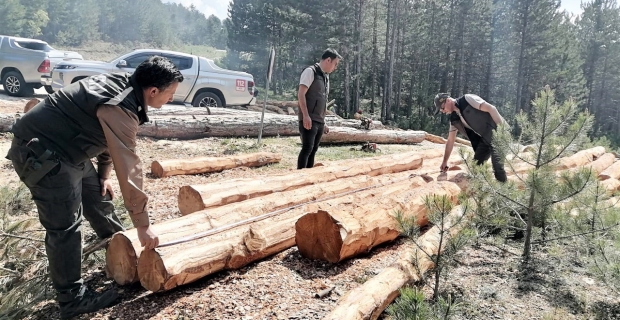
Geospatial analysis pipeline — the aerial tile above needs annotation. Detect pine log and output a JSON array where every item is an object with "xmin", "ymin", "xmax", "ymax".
[
  {"xmin": 151, "ymin": 152, "xmax": 281, "ymax": 178},
  {"xmin": 286, "ymin": 107, "xmax": 296, "ymax": 115},
  {"xmin": 557, "ymin": 146, "xmax": 606, "ymax": 170},
  {"xmin": 325, "ymin": 205, "xmax": 468, "ymax": 320},
  {"xmin": 568, "ymin": 152, "xmax": 616, "ymax": 176},
  {"xmin": 601, "ymin": 179, "xmax": 620, "ymax": 194},
  {"xmin": 424, "ymin": 133, "xmax": 447, "ymax": 144},
  {"xmin": 137, "ymin": 176, "xmax": 432, "ymax": 292},
  {"xmin": 107, "ymin": 166, "xmax": 431, "ymax": 285},
  {"xmin": 322, "ymin": 127, "xmax": 426, "ymax": 144},
  {"xmin": 264, "ymin": 105, "xmax": 288, "ymax": 115},
  {"xmin": 136, "ymin": 113, "xmax": 385, "ymax": 140},
  {"xmin": 177, "ymin": 150, "xmax": 441, "ymax": 215},
  {"xmin": 455, "ymin": 137, "xmax": 472, "ymax": 147},
  {"xmin": 599, "ymin": 160, "xmax": 620, "ymax": 181},
  {"xmin": 295, "ymin": 181, "xmax": 461, "ymax": 263}
]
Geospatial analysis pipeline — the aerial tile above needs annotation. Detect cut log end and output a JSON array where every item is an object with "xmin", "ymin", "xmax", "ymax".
[
  {"xmin": 105, "ymin": 233, "xmax": 139, "ymax": 285},
  {"xmin": 151, "ymin": 161, "xmax": 165, "ymax": 178},
  {"xmin": 178, "ymin": 186, "xmax": 207, "ymax": 216},
  {"xmin": 137, "ymin": 249, "xmax": 168, "ymax": 292},
  {"xmin": 295, "ymin": 210, "xmax": 344, "ymax": 263}
]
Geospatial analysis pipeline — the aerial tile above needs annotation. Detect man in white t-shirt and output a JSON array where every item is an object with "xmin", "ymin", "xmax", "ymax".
[
  {"xmin": 297, "ymin": 48, "xmax": 342, "ymax": 169},
  {"xmin": 434, "ymin": 93, "xmax": 507, "ymax": 182}
]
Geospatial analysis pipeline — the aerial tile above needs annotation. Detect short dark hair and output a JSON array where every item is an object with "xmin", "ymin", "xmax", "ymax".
[
  {"xmin": 134, "ymin": 56, "xmax": 184, "ymax": 90},
  {"xmin": 321, "ymin": 48, "xmax": 342, "ymax": 61}
]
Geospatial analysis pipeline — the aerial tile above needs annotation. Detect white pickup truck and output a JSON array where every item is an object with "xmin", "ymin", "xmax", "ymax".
[{"xmin": 48, "ymin": 49, "xmax": 257, "ymax": 108}]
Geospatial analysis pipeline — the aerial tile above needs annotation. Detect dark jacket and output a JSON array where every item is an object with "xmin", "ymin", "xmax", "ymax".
[
  {"xmin": 450, "ymin": 96, "xmax": 497, "ymax": 144},
  {"xmin": 298, "ymin": 63, "xmax": 328, "ymax": 124},
  {"xmin": 11, "ymin": 73, "xmax": 146, "ymax": 165}
]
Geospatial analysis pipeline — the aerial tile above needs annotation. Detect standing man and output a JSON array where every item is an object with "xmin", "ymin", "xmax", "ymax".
[
  {"xmin": 434, "ymin": 93, "xmax": 507, "ymax": 182},
  {"xmin": 5, "ymin": 56, "xmax": 182, "ymax": 319},
  {"xmin": 297, "ymin": 48, "xmax": 342, "ymax": 169}
]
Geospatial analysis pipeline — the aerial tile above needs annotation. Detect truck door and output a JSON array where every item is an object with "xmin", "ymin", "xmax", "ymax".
[{"xmin": 161, "ymin": 54, "xmax": 195, "ymax": 102}]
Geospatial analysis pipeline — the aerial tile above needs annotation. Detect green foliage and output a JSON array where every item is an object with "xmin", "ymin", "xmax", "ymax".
[{"xmin": 387, "ymin": 286, "xmax": 462, "ymax": 320}]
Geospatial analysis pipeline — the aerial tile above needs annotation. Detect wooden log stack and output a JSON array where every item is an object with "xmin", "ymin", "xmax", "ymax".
[{"xmin": 150, "ymin": 152, "xmax": 281, "ymax": 178}]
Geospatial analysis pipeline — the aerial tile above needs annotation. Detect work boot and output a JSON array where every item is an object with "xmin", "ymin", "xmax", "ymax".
[{"xmin": 59, "ymin": 285, "xmax": 118, "ymax": 319}]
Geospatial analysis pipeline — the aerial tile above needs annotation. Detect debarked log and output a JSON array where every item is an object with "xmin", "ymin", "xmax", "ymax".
[
  {"xmin": 295, "ymin": 181, "xmax": 461, "ymax": 263},
  {"xmin": 151, "ymin": 152, "xmax": 281, "ymax": 178}
]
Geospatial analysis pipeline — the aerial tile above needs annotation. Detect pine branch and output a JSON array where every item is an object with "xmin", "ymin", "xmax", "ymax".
[{"xmin": 531, "ymin": 223, "xmax": 620, "ymax": 245}]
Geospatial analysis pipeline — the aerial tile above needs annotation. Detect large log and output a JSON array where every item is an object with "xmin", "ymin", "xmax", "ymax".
[
  {"xmin": 107, "ymin": 162, "xmax": 432, "ymax": 285},
  {"xmin": 599, "ymin": 160, "xmax": 620, "ymax": 181},
  {"xmin": 295, "ymin": 181, "xmax": 461, "ymax": 263},
  {"xmin": 322, "ymin": 127, "xmax": 426, "ymax": 144},
  {"xmin": 136, "ymin": 176, "xmax": 432, "ymax": 292},
  {"xmin": 150, "ymin": 152, "xmax": 281, "ymax": 178},
  {"xmin": 557, "ymin": 146, "xmax": 606, "ymax": 170},
  {"xmin": 178, "ymin": 150, "xmax": 441, "ymax": 215},
  {"xmin": 135, "ymin": 113, "xmax": 385, "ymax": 140},
  {"xmin": 568, "ymin": 152, "xmax": 616, "ymax": 176},
  {"xmin": 601, "ymin": 179, "xmax": 620, "ymax": 194},
  {"xmin": 325, "ymin": 205, "xmax": 467, "ymax": 320}
]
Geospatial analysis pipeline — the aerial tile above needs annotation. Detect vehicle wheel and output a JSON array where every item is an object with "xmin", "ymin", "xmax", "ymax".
[
  {"xmin": 193, "ymin": 92, "xmax": 223, "ymax": 109},
  {"xmin": 2, "ymin": 71, "xmax": 34, "ymax": 97},
  {"xmin": 44, "ymin": 85, "xmax": 54, "ymax": 94}
]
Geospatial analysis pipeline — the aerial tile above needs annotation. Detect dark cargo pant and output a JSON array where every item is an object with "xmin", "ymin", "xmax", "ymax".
[
  {"xmin": 297, "ymin": 120, "xmax": 325, "ymax": 169},
  {"xmin": 467, "ymin": 129, "xmax": 507, "ymax": 182},
  {"xmin": 6, "ymin": 137, "xmax": 124, "ymax": 302}
]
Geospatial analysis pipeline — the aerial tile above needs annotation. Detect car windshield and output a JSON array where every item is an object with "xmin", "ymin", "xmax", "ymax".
[{"xmin": 15, "ymin": 40, "xmax": 54, "ymax": 52}]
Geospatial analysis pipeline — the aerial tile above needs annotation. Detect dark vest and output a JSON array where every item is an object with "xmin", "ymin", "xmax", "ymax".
[
  {"xmin": 11, "ymin": 73, "xmax": 146, "ymax": 165},
  {"xmin": 449, "ymin": 96, "xmax": 497, "ymax": 144},
  {"xmin": 298, "ymin": 63, "xmax": 328, "ymax": 124}
]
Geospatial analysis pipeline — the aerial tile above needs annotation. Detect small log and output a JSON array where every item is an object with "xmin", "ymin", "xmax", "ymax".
[
  {"xmin": 455, "ymin": 137, "xmax": 472, "ymax": 147},
  {"xmin": 151, "ymin": 152, "xmax": 281, "ymax": 178},
  {"xmin": 0, "ymin": 114, "xmax": 17, "ymax": 132},
  {"xmin": 325, "ymin": 205, "xmax": 468, "ymax": 320},
  {"xmin": 178, "ymin": 150, "xmax": 440, "ymax": 215},
  {"xmin": 295, "ymin": 181, "xmax": 461, "ymax": 263},
  {"xmin": 424, "ymin": 133, "xmax": 446, "ymax": 144},
  {"xmin": 601, "ymin": 179, "xmax": 620, "ymax": 194},
  {"xmin": 136, "ymin": 176, "xmax": 432, "ymax": 292},
  {"xmin": 322, "ymin": 127, "xmax": 426, "ymax": 144},
  {"xmin": 599, "ymin": 160, "xmax": 620, "ymax": 181},
  {"xmin": 287, "ymin": 107, "xmax": 296, "ymax": 115}
]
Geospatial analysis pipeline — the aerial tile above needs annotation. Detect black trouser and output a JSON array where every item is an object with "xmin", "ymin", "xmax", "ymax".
[
  {"xmin": 467, "ymin": 129, "xmax": 507, "ymax": 182},
  {"xmin": 297, "ymin": 120, "xmax": 324, "ymax": 169},
  {"xmin": 6, "ymin": 137, "xmax": 124, "ymax": 302}
]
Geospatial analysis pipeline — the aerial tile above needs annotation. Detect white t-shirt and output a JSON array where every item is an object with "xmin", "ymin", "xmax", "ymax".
[{"xmin": 299, "ymin": 66, "xmax": 329, "ymax": 93}]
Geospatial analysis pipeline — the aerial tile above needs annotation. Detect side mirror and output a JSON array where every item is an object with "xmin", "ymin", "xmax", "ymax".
[
  {"xmin": 116, "ymin": 60, "xmax": 127, "ymax": 68},
  {"xmin": 253, "ymin": 89, "xmax": 259, "ymax": 97}
]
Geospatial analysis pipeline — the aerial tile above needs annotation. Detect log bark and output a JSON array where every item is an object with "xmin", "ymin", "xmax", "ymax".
[
  {"xmin": 599, "ymin": 160, "xmax": 620, "ymax": 181},
  {"xmin": 107, "ymin": 158, "xmax": 432, "ymax": 285},
  {"xmin": 322, "ymin": 127, "xmax": 426, "ymax": 144},
  {"xmin": 325, "ymin": 205, "xmax": 468, "ymax": 320},
  {"xmin": 295, "ymin": 181, "xmax": 461, "ymax": 263},
  {"xmin": 136, "ymin": 176, "xmax": 432, "ymax": 292},
  {"xmin": 135, "ymin": 113, "xmax": 384, "ymax": 140},
  {"xmin": 178, "ymin": 150, "xmax": 441, "ymax": 215},
  {"xmin": 151, "ymin": 152, "xmax": 281, "ymax": 178}
]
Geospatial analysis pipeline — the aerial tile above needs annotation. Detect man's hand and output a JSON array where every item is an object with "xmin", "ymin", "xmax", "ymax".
[
  {"xmin": 440, "ymin": 162, "xmax": 449, "ymax": 173},
  {"xmin": 100, "ymin": 178, "xmax": 115, "ymax": 199},
  {"xmin": 324, "ymin": 125, "xmax": 330, "ymax": 134},
  {"xmin": 137, "ymin": 225, "xmax": 159, "ymax": 250},
  {"xmin": 303, "ymin": 114, "xmax": 312, "ymax": 130}
]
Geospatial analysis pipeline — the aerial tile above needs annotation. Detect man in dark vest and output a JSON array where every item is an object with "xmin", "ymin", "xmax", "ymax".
[
  {"xmin": 297, "ymin": 48, "xmax": 342, "ymax": 169},
  {"xmin": 5, "ymin": 56, "xmax": 182, "ymax": 319},
  {"xmin": 434, "ymin": 93, "xmax": 508, "ymax": 182}
]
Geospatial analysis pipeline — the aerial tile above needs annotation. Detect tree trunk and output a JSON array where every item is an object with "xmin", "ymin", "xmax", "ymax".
[
  {"xmin": 321, "ymin": 127, "xmax": 426, "ymax": 144},
  {"xmin": 325, "ymin": 205, "xmax": 468, "ymax": 320},
  {"xmin": 177, "ymin": 150, "xmax": 438, "ymax": 215},
  {"xmin": 514, "ymin": 0, "xmax": 531, "ymax": 114},
  {"xmin": 136, "ymin": 175, "xmax": 433, "ymax": 292},
  {"xmin": 135, "ymin": 114, "xmax": 385, "ymax": 140},
  {"xmin": 150, "ymin": 152, "xmax": 282, "ymax": 178},
  {"xmin": 295, "ymin": 181, "xmax": 461, "ymax": 263},
  {"xmin": 370, "ymin": 1, "xmax": 379, "ymax": 115}
]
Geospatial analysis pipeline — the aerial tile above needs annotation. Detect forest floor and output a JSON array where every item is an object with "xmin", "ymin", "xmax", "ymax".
[{"xmin": 1, "ymin": 88, "xmax": 620, "ymax": 320}]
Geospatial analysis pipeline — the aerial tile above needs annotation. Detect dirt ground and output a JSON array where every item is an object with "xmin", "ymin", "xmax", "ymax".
[{"xmin": 2, "ymin": 88, "xmax": 620, "ymax": 320}]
